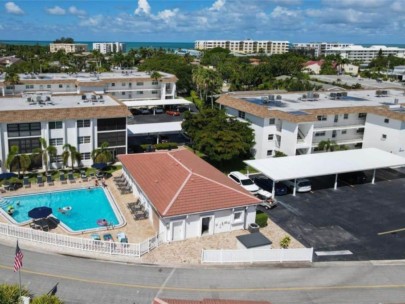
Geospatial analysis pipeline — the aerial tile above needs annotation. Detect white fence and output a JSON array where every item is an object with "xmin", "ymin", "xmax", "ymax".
[
  {"xmin": 0, "ymin": 222, "xmax": 165, "ymax": 257},
  {"xmin": 201, "ymin": 248, "xmax": 313, "ymax": 263}
]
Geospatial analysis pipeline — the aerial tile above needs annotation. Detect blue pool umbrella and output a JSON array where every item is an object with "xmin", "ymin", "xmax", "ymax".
[
  {"xmin": 92, "ymin": 163, "xmax": 108, "ymax": 170},
  {"xmin": 28, "ymin": 207, "xmax": 52, "ymax": 219},
  {"xmin": 0, "ymin": 172, "xmax": 17, "ymax": 179}
]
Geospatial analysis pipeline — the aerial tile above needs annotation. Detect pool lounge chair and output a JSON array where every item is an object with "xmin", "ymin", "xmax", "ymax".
[
  {"xmin": 91, "ymin": 233, "xmax": 101, "ymax": 240},
  {"xmin": 60, "ymin": 173, "xmax": 67, "ymax": 184},
  {"xmin": 81, "ymin": 171, "xmax": 88, "ymax": 182},
  {"xmin": 68, "ymin": 172, "xmax": 76, "ymax": 183},
  {"xmin": 37, "ymin": 175, "xmax": 44, "ymax": 187},
  {"xmin": 103, "ymin": 233, "xmax": 113, "ymax": 241},
  {"xmin": 46, "ymin": 175, "xmax": 54, "ymax": 186},
  {"xmin": 117, "ymin": 232, "xmax": 128, "ymax": 243},
  {"xmin": 23, "ymin": 176, "xmax": 31, "ymax": 188}
]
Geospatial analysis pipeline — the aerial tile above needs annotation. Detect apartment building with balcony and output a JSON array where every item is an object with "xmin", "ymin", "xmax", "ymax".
[
  {"xmin": 194, "ymin": 40, "xmax": 289, "ymax": 55},
  {"xmin": 217, "ymin": 90, "xmax": 405, "ymax": 159},
  {"xmin": 0, "ymin": 93, "xmax": 130, "ymax": 173},
  {"xmin": 92, "ymin": 42, "xmax": 126, "ymax": 54},
  {"xmin": 49, "ymin": 43, "xmax": 88, "ymax": 53},
  {"xmin": 292, "ymin": 42, "xmax": 354, "ymax": 58},
  {"xmin": 325, "ymin": 45, "xmax": 405, "ymax": 63}
]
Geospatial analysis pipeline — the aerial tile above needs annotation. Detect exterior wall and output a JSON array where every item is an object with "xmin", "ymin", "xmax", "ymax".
[
  {"xmin": 279, "ymin": 121, "xmax": 298, "ymax": 156},
  {"xmin": 363, "ymin": 113, "xmax": 405, "ymax": 157},
  {"xmin": 194, "ymin": 40, "xmax": 289, "ymax": 54},
  {"xmin": 5, "ymin": 83, "xmax": 77, "ymax": 95},
  {"xmin": 50, "ymin": 44, "xmax": 88, "ymax": 53},
  {"xmin": 304, "ymin": 64, "xmax": 321, "ymax": 74}
]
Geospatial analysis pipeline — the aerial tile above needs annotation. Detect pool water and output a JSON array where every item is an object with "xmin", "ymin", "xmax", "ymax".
[{"xmin": 0, "ymin": 188, "xmax": 120, "ymax": 232}]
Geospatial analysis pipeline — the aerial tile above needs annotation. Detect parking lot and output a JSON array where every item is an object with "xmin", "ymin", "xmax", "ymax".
[
  {"xmin": 260, "ymin": 168, "xmax": 405, "ymax": 261},
  {"xmin": 311, "ymin": 75, "xmax": 405, "ymax": 90}
]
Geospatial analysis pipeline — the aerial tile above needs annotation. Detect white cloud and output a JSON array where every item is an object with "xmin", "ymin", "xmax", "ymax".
[
  {"xmin": 69, "ymin": 6, "xmax": 86, "ymax": 16},
  {"xmin": 134, "ymin": 0, "xmax": 151, "ymax": 15},
  {"xmin": 209, "ymin": 0, "xmax": 226, "ymax": 11},
  {"xmin": 79, "ymin": 15, "xmax": 103, "ymax": 27},
  {"xmin": 5, "ymin": 2, "xmax": 24, "ymax": 15},
  {"xmin": 46, "ymin": 6, "xmax": 66, "ymax": 15},
  {"xmin": 270, "ymin": 6, "xmax": 299, "ymax": 18},
  {"xmin": 156, "ymin": 9, "xmax": 179, "ymax": 23},
  {"xmin": 322, "ymin": 0, "xmax": 391, "ymax": 8},
  {"xmin": 271, "ymin": 0, "xmax": 301, "ymax": 5}
]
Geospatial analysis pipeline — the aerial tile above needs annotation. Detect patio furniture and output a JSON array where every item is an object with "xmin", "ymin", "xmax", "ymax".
[
  {"xmin": 68, "ymin": 172, "xmax": 76, "ymax": 183},
  {"xmin": 91, "ymin": 233, "xmax": 101, "ymax": 240},
  {"xmin": 117, "ymin": 232, "xmax": 128, "ymax": 243},
  {"xmin": 37, "ymin": 175, "xmax": 44, "ymax": 187},
  {"xmin": 46, "ymin": 175, "xmax": 54, "ymax": 186},
  {"xmin": 23, "ymin": 176, "xmax": 31, "ymax": 188},
  {"xmin": 60, "ymin": 173, "xmax": 67, "ymax": 184},
  {"xmin": 103, "ymin": 233, "xmax": 113, "ymax": 241},
  {"xmin": 31, "ymin": 218, "xmax": 49, "ymax": 231},
  {"xmin": 81, "ymin": 171, "xmax": 88, "ymax": 182},
  {"xmin": 89, "ymin": 172, "xmax": 95, "ymax": 179}
]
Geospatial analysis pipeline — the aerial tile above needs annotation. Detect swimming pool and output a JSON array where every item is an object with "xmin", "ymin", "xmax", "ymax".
[{"xmin": 0, "ymin": 188, "xmax": 123, "ymax": 232}]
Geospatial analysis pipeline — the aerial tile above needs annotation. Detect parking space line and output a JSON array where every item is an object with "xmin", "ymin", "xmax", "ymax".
[{"xmin": 378, "ymin": 227, "xmax": 405, "ymax": 236}]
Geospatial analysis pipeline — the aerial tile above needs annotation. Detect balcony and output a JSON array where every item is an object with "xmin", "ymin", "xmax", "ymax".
[{"xmin": 313, "ymin": 123, "xmax": 365, "ymax": 132}]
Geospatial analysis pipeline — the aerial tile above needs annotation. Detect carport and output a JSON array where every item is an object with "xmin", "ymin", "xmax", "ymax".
[
  {"xmin": 245, "ymin": 148, "xmax": 405, "ymax": 197},
  {"xmin": 123, "ymin": 98, "xmax": 192, "ymax": 115}
]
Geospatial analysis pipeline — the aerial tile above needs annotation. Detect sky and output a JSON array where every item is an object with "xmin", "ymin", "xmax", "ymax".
[{"xmin": 0, "ymin": 0, "xmax": 405, "ymax": 43}]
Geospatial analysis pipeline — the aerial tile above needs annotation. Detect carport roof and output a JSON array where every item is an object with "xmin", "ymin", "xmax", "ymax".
[
  {"xmin": 123, "ymin": 98, "xmax": 192, "ymax": 108},
  {"xmin": 244, "ymin": 148, "xmax": 405, "ymax": 181}
]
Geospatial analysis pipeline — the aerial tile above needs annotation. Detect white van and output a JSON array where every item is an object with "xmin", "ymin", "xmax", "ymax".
[{"xmin": 228, "ymin": 171, "xmax": 260, "ymax": 194}]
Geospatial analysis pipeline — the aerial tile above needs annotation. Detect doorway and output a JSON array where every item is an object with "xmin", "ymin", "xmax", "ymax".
[{"xmin": 201, "ymin": 217, "xmax": 211, "ymax": 235}]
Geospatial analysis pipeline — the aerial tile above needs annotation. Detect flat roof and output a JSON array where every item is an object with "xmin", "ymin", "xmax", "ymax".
[
  {"xmin": 245, "ymin": 148, "xmax": 405, "ymax": 182},
  {"xmin": 127, "ymin": 121, "xmax": 182, "ymax": 135},
  {"xmin": 236, "ymin": 232, "xmax": 272, "ymax": 248},
  {"xmin": 123, "ymin": 98, "xmax": 192, "ymax": 108}
]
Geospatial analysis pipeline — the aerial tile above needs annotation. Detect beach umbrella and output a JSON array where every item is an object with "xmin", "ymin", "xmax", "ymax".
[
  {"xmin": 28, "ymin": 207, "xmax": 52, "ymax": 219},
  {"xmin": 0, "ymin": 172, "xmax": 17, "ymax": 179},
  {"xmin": 92, "ymin": 163, "xmax": 108, "ymax": 170}
]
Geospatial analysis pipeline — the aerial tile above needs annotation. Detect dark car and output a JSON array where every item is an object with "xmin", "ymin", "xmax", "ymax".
[
  {"xmin": 339, "ymin": 171, "xmax": 368, "ymax": 184},
  {"xmin": 253, "ymin": 176, "xmax": 288, "ymax": 196}
]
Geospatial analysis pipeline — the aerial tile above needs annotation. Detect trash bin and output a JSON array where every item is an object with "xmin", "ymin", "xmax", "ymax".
[{"xmin": 248, "ymin": 223, "xmax": 260, "ymax": 233}]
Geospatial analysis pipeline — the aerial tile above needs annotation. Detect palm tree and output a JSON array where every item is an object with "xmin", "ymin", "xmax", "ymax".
[
  {"xmin": 6, "ymin": 145, "xmax": 30, "ymax": 177},
  {"xmin": 62, "ymin": 144, "xmax": 80, "ymax": 170},
  {"xmin": 33, "ymin": 138, "xmax": 57, "ymax": 175},
  {"xmin": 317, "ymin": 139, "xmax": 338, "ymax": 152},
  {"xmin": 91, "ymin": 142, "xmax": 112, "ymax": 163},
  {"xmin": 4, "ymin": 72, "xmax": 20, "ymax": 95},
  {"xmin": 150, "ymin": 71, "xmax": 162, "ymax": 82}
]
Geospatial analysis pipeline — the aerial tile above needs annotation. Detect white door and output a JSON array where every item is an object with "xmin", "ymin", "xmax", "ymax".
[{"xmin": 172, "ymin": 221, "xmax": 183, "ymax": 241}]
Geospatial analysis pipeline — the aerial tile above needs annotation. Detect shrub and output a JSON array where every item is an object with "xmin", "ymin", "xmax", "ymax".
[
  {"xmin": 154, "ymin": 143, "xmax": 178, "ymax": 150},
  {"xmin": 32, "ymin": 294, "xmax": 63, "ymax": 304},
  {"xmin": 255, "ymin": 211, "xmax": 268, "ymax": 228},
  {"xmin": 280, "ymin": 235, "xmax": 292, "ymax": 249},
  {"xmin": 0, "ymin": 284, "xmax": 30, "ymax": 304}
]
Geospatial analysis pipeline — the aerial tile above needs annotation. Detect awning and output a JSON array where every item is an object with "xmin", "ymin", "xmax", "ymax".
[{"xmin": 127, "ymin": 122, "xmax": 182, "ymax": 135}]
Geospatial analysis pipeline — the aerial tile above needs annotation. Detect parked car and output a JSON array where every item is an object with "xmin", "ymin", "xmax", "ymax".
[
  {"xmin": 283, "ymin": 178, "xmax": 312, "ymax": 193},
  {"xmin": 166, "ymin": 110, "xmax": 180, "ymax": 116},
  {"xmin": 228, "ymin": 171, "xmax": 260, "ymax": 194},
  {"xmin": 140, "ymin": 108, "xmax": 150, "ymax": 115},
  {"xmin": 154, "ymin": 107, "xmax": 164, "ymax": 114},
  {"xmin": 253, "ymin": 176, "xmax": 288, "ymax": 196},
  {"xmin": 256, "ymin": 189, "xmax": 278, "ymax": 209},
  {"xmin": 339, "ymin": 171, "xmax": 367, "ymax": 184}
]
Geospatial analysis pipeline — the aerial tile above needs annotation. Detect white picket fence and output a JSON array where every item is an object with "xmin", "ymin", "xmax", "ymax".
[
  {"xmin": 201, "ymin": 248, "xmax": 314, "ymax": 263},
  {"xmin": 0, "ymin": 222, "xmax": 165, "ymax": 257}
]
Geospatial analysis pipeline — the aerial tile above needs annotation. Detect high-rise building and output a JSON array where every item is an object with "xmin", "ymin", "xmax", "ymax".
[
  {"xmin": 92, "ymin": 42, "xmax": 126, "ymax": 54},
  {"xmin": 195, "ymin": 40, "xmax": 289, "ymax": 55}
]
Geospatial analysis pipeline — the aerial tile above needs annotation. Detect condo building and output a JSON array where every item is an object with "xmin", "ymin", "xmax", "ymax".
[
  {"xmin": 92, "ymin": 42, "xmax": 126, "ymax": 54},
  {"xmin": 0, "ymin": 93, "xmax": 130, "ymax": 173},
  {"xmin": 325, "ymin": 45, "xmax": 405, "ymax": 63},
  {"xmin": 194, "ymin": 40, "xmax": 289, "ymax": 55},
  {"xmin": 216, "ymin": 90, "xmax": 405, "ymax": 159},
  {"xmin": 292, "ymin": 42, "xmax": 354, "ymax": 58},
  {"xmin": 49, "ymin": 43, "xmax": 88, "ymax": 53}
]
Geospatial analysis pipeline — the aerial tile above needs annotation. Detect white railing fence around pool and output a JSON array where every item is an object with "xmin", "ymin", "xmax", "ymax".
[
  {"xmin": 201, "ymin": 248, "xmax": 314, "ymax": 263},
  {"xmin": 0, "ymin": 222, "xmax": 166, "ymax": 257}
]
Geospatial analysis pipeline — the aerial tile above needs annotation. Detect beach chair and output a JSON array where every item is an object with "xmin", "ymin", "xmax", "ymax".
[
  {"xmin": 91, "ymin": 233, "xmax": 101, "ymax": 240},
  {"xmin": 81, "ymin": 170, "xmax": 88, "ymax": 182},
  {"xmin": 117, "ymin": 232, "xmax": 128, "ymax": 243},
  {"xmin": 60, "ymin": 173, "xmax": 67, "ymax": 184},
  {"xmin": 68, "ymin": 172, "xmax": 76, "ymax": 183},
  {"xmin": 46, "ymin": 175, "xmax": 54, "ymax": 186},
  {"xmin": 37, "ymin": 175, "xmax": 44, "ymax": 187},
  {"xmin": 23, "ymin": 176, "xmax": 31, "ymax": 188},
  {"xmin": 103, "ymin": 233, "xmax": 113, "ymax": 241}
]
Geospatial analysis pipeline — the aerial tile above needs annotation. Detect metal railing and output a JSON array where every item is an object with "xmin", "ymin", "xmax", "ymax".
[
  {"xmin": 0, "ymin": 222, "xmax": 165, "ymax": 257},
  {"xmin": 201, "ymin": 248, "xmax": 313, "ymax": 263}
]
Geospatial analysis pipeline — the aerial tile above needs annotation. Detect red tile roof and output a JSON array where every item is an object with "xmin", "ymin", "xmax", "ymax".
[
  {"xmin": 154, "ymin": 298, "xmax": 271, "ymax": 304},
  {"xmin": 118, "ymin": 149, "xmax": 260, "ymax": 217},
  {"xmin": 303, "ymin": 60, "xmax": 324, "ymax": 67}
]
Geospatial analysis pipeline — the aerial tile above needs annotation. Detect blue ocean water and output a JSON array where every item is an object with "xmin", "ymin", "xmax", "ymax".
[
  {"xmin": 0, "ymin": 40, "xmax": 195, "ymax": 51},
  {"xmin": 1, "ymin": 188, "xmax": 119, "ymax": 231}
]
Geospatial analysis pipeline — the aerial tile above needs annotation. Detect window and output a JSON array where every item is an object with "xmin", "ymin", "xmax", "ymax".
[
  {"xmin": 25, "ymin": 85, "xmax": 34, "ymax": 89},
  {"xmin": 121, "ymin": 92, "xmax": 126, "ymax": 95},
  {"xmin": 233, "ymin": 211, "xmax": 243, "ymax": 223},
  {"xmin": 342, "ymin": 130, "xmax": 347, "ymax": 134},
  {"xmin": 358, "ymin": 113, "xmax": 367, "ymax": 118},
  {"xmin": 384, "ymin": 118, "xmax": 389, "ymax": 123},
  {"xmin": 78, "ymin": 136, "xmax": 91, "ymax": 144},
  {"xmin": 136, "ymin": 82, "xmax": 144, "ymax": 86},
  {"xmin": 49, "ymin": 121, "xmax": 62, "ymax": 129},
  {"xmin": 382, "ymin": 134, "xmax": 387, "ymax": 140},
  {"xmin": 77, "ymin": 120, "xmax": 90, "ymax": 128},
  {"xmin": 7, "ymin": 122, "xmax": 41, "ymax": 137},
  {"xmin": 97, "ymin": 131, "xmax": 126, "ymax": 147},
  {"xmin": 268, "ymin": 134, "xmax": 274, "ymax": 140},
  {"xmin": 356, "ymin": 128, "xmax": 365, "ymax": 134},
  {"xmin": 152, "ymin": 81, "xmax": 158, "ymax": 85},
  {"xmin": 151, "ymin": 90, "xmax": 158, "ymax": 94},
  {"xmin": 344, "ymin": 113, "xmax": 349, "ymax": 119},
  {"xmin": 98, "ymin": 118, "xmax": 126, "ymax": 131},
  {"xmin": 8, "ymin": 138, "xmax": 41, "ymax": 154},
  {"xmin": 111, "ymin": 83, "xmax": 115, "ymax": 87},
  {"xmin": 121, "ymin": 83, "xmax": 126, "ymax": 86},
  {"xmin": 137, "ymin": 91, "xmax": 144, "ymax": 95},
  {"xmin": 315, "ymin": 132, "xmax": 326, "ymax": 137},
  {"xmin": 80, "ymin": 152, "xmax": 91, "ymax": 160},
  {"xmin": 238, "ymin": 111, "xmax": 245, "ymax": 119},
  {"xmin": 50, "ymin": 138, "xmax": 63, "ymax": 146},
  {"xmin": 50, "ymin": 155, "xmax": 63, "ymax": 163},
  {"xmin": 58, "ymin": 84, "xmax": 63, "ymax": 88},
  {"xmin": 66, "ymin": 85, "xmax": 70, "ymax": 88},
  {"xmin": 47, "ymin": 85, "xmax": 51, "ymax": 89},
  {"xmin": 267, "ymin": 150, "xmax": 273, "ymax": 156},
  {"xmin": 317, "ymin": 115, "xmax": 327, "ymax": 121},
  {"xmin": 269, "ymin": 118, "xmax": 275, "ymax": 125}
]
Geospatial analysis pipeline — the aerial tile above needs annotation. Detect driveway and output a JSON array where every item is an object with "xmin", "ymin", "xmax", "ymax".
[{"xmin": 265, "ymin": 168, "xmax": 405, "ymax": 261}]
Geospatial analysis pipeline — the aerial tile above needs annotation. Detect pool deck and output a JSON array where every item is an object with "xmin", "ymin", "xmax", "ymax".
[{"xmin": 0, "ymin": 170, "xmax": 304, "ymax": 265}]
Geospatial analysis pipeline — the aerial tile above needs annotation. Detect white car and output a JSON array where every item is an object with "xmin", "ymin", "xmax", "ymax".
[
  {"xmin": 283, "ymin": 178, "xmax": 312, "ymax": 193},
  {"xmin": 228, "ymin": 171, "xmax": 260, "ymax": 194}
]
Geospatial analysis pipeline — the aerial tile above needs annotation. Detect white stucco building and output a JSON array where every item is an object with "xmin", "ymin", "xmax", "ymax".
[
  {"xmin": 49, "ymin": 43, "xmax": 88, "ymax": 53},
  {"xmin": 217, "ymin": 90, "xmax": 405, "ymax": 159},
  {"xmin": 0, "ymin": 93, "xmax": 130, "ymax": 173},
  {"xmin": 293, "ymin": 42, "xmax": 354, "ymax": 58},
  {"xmin": 92, "ymin": 42, "xmax": 126, "ymax": 54},
  {"xmin": 325, "ymin": 45, "xmax": 405, "ymax": 63},
  {"xmin": 195, "ymin": 40, "xmax": 289, "ymax": 55},
  {"xmin": 118, "ymin": 149, "xmax": 260, "ymax": 242}
]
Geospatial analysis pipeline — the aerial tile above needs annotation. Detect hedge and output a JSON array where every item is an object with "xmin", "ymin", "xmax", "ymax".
[
  {"xmin": 139, "ymin": 143, "xmax": 178, "ymax": 152},
  {"xmin": 255, "ymin": 211, "xmax": 268, "ymax": 228}
]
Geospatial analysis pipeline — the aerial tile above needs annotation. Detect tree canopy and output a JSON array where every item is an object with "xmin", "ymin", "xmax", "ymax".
[
  {"xmin": 182, "ymin": 109, "xmax": 255, "ymax": 164},
  {"xmin": 53, "ymin": 37, "xmax": 75, "ymax": 44}
]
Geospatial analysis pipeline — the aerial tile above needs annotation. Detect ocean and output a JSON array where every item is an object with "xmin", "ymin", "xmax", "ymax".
[{"xmin": 0, "ymin": 40, "xmax": 195, "ymax": 51}]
